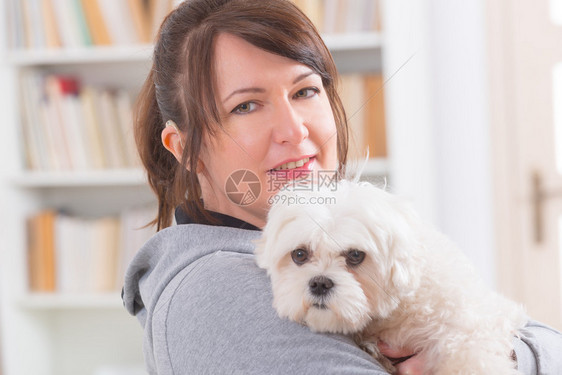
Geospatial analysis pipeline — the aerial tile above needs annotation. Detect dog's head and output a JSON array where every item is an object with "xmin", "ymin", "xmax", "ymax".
[{"xmin": 255, "ymin": 180, "xmax": 423, "ymax": 334}]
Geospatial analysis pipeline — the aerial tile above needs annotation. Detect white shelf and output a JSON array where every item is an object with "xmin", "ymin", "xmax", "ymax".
[
  {"xmin": 364, "ymin": 157, "xmax": 389, "ymax": 175},
  {"xmin": 323, "ymin": 32, "xmax": 383, "ymax": 51},
  {"xmin": 10, "ymin": 168, "xmax": 148, "ymax": 188},
  {"xmin": 9, "ymin": 161, "xmax": 386, "ymax": 188},
  {"xmin": 5, "ymin": 44, "xmax": 154, "ymax": 66},
  {"xmin": 18, "ymin": 292, "xmax": 123, "ymax": 310},
  {"xmin": 3, "ymin": 32, "xmax": 382, "ymax": 66}
]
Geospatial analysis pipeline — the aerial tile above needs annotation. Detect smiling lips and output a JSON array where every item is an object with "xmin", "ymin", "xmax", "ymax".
[
  {"xmin": 272, "ymin": 157, "xmax": 311, "ymax": 171},
  {"xmin": 268, "ymin": 156, "xmax": 314, "ymax": 180}
]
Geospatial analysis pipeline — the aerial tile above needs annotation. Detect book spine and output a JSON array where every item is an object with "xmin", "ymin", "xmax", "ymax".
[
  {"xmin": 27, "ymin": 210, "xmax": 56, "ymax": 292},
  {"xmin": 72, "ymin": 0, "xmax": 93, "ymax": 46},
  {"xmin": 364, "ymin": 74, "xmax": 387, "ymax": 158},
  {"xmin": 80, "ymin": 0, "xmax": 112, "ymax": 45},
  {"xmin": 41, "ymin": 0, "xmax": 62, "ymax": 48}
]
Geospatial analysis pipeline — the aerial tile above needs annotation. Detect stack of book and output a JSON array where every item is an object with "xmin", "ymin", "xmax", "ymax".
[
  {"xmin": 340, "ymin": 73, "xmax": 387, "ymax": 160},
  {"xmin": 19, "ymin": 71, "xmax": 140, "ymax": 171},
  {"xmin": 291, "ymin": 0, "xmax": 381, "ymax": 34},
  {"xmin": 6, "ymin": 0, "xmax": 175, "ymax": 50},
  {"xmin": 27, "ymin": 205, "xmax": 156, "ymax": 294}
]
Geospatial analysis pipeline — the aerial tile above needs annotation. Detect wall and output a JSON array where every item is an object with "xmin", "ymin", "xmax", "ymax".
[{"xmin": 428, "ymin": 0, "xmax": 496, "ymax": 288}]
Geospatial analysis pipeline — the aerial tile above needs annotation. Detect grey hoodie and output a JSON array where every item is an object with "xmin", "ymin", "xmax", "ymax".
[{"xmin": 122, "ymin": 223, "xmax": 562, "ymax": 374}]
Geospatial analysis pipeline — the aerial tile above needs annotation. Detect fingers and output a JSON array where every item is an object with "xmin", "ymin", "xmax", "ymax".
[
  {"xmin": 394, "ymin": 354, "xmax": 425, "ymax": 375},
  {"xmin": 377, "ymin": 341, "xmax": 412, "ymax": 358},
  {"xmin": 377, "ymin": 341, "xmax": 425, "ymax": 375}
]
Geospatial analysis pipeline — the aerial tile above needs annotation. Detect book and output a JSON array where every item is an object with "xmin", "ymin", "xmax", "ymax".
[
  {"xmin": 363, "ymin": 0, "xmax": 380, "ymax": 32},
  {"xmin": 340, "ymin": 74, "xmax": 367, "ymax": 160},
  {"xmin": 7, "ymin": 0, "xmax": 25, "ymax": 49},
  {"xmin": 115, "ymin": 90, "xmax": 140, "ymax": 167},
  {"xmin": 71, "ymin": 0, "xmax": 93, "ymax": 46},
  {"xmin": 149, "ymin": 0, "xmax": 173, "ymax": 39},
  {"xmin": 364, "ymin": 74, "xmax": 387, "ymax": 158},
  {"xmin": 293, "ymin": 0, "xmax": 324, "ymax": 32},
  {"xmin": 97, "ymin": 0, "xmax": 139, "ymax": 45},
  {"xmin": 80, "ymin": 87, "xmax": 108, "ymax": 168},
  {"xmin": 322, "ymin": 0, "xmax": 338, "ymax": 35},
  {"xmin": 339, "ymin": 74, "xmax": 388, "ymax": 160},
  {"xmin": 27, "ymin": 210, "xmax": 56, "ymax": 292},
  {"xmin": 91, "ymin": 217, "xmax": 120, "ymax": 292},
  {"xmin": 19, "ymin": 72, "xmax": 47, "ymax": 169},
  {"xmin": 20, "ymin": 0, "xmax": 34, "ymax": 48},
  {"xmin": 97, "ymin": 89, "xmax": 128, "ymax": 168},
  {"xmin": 117, "ymin": 205, "xmax": 156, "ymax": 288},
  {"xmin": 63, "ymin": 88, "xmax": 91, "ymax": 169},
  {"xmin": 41, "ymin": 0, "xmax": 62, "ymax": 48},
  {"xmin": 344, "ymin": 0, "xmax": 366, "ymax": 34},
  {"xmin": 51, "ymin": 0, "xmax": 83, "ymax": 48},
  {"xmin": 128, "ymin": 0, "xmax": 151, "ymax": 44},
  {"xmin": 55, "ymin": 214, "xmax": 84, "ymax": 293},
  {"xmin": 44, "ymin": 75, "xmax": 78, "ymax": 169},
  {"xmin": 80, "ymin": 0, "xmax": 112, "ymax": 45}
]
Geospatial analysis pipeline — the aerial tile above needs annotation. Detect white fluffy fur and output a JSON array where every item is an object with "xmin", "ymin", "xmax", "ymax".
[{"xmin": 254, "ymin": 180, "xmax": 528, "ymax": 375}]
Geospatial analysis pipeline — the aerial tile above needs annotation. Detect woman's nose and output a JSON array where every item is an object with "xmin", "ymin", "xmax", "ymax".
[{"xmin": 271, "ymin": 99, "xmax": 309, "ymax": 145}]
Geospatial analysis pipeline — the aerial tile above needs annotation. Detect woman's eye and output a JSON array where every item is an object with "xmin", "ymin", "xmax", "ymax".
[
  {"xmin": 232, "ymin": 102, "xmax": 257, "ymax": 114},
  {"xmin": 291, "ymin": 248, "xmax": 310, "ymax": 265},
  {"xmin": 294, "ymin": 87, "xmax": 318, "ymax": 99},
  {"xmin": 345, "ymin": 249, "xmax": 365, "ymax": 266}
]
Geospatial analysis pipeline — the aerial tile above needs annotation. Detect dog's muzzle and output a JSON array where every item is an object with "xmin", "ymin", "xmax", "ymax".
[{"xmin": 309, "ymin": 275, "xmax": 334, "ymax": 297}]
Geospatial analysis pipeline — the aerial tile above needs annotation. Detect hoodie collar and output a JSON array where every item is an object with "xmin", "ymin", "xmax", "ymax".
[{"xmin": 174, "ymin": 206, "xmax": 261, "ymax": 231}]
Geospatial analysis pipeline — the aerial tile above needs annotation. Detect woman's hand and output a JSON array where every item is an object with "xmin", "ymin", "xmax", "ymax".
[{"xmin": 377, "ymin": 342, "xmax": 425, "ymax": 375}]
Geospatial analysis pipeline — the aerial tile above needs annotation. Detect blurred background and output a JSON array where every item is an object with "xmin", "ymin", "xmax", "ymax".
[{"xmin": 0, "ymin": 0, "xmax": 560, "ymax": 374}]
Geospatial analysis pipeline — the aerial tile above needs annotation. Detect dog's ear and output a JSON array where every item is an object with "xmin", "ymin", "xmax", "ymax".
[
  {"xmin": 254, "ymin": 208, "xmax": 299, "ymax": 271},
  {"xmin": 384, "ymin": 199, "xmax": 425, "ymax": 294},
  {"xmin": 387, "ymin": 233, "xmax": 422, "ymax": 294},
  {"xmin": 355, "ymin": 182, "xmax": 423, "ymax": 295}
]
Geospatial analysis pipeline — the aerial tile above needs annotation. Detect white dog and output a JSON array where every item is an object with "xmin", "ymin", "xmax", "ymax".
[{"xmin": 255, "ymin": 179, "xmax": 527, "ymax": 375}]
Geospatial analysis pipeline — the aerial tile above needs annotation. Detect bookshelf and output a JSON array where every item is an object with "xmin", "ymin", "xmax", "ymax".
[{"xmin": 0, "ymin": 1, "xmax": 440, "ymax": 375}]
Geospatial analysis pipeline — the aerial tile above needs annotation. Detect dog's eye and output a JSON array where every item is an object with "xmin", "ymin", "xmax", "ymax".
[
  {"xmin": 291, "ymin": 248, "xmax": 309, "ymax": 265},
  {"xmin": 345, "ymin": 249, "xmax": 365, "ymax": 266}
]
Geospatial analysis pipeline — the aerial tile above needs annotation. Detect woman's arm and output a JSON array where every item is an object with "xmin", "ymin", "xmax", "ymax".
[
  {"xmin": 513, "ymin": 319, "xmax": 562, "ymax": 375},
  {"xmin": 378, "ymin": 320, "xmax": 562, "ymax": 375}
]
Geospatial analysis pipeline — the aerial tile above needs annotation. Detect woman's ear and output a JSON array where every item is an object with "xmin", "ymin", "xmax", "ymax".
[{"xmin": 161, "ymin": 120, "xmax": 185, "ymax": 163}]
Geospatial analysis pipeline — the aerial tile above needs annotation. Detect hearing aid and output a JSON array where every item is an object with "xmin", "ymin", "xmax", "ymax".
[{"xmin": 166, "ymin": 120, "xmax": 185, "ymax": 148}]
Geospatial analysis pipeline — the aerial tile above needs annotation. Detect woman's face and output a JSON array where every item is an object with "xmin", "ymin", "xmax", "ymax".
[{"xmin": 198, "ymin": 33, "xmax": 339, "ymax": 228}]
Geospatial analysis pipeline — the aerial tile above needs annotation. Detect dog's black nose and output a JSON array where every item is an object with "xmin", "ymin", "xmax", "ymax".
[{"xmin": 309, "ymin": 276, "xmax": 334, "ymax": 296}]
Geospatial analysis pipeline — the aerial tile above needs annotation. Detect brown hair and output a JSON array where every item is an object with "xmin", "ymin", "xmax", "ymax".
[{"xmin": 135, "ymin": 0, "xmax": 349, "ymax": 231}]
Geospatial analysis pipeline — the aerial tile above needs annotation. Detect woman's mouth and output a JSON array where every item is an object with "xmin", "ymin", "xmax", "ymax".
[
  {"xmin": 272, "ymin": 157, "xmax": 310, "ymax": 171},
  {"xmin": 267, "ymin": 156, "xmax": 315, "ymax": 180}
]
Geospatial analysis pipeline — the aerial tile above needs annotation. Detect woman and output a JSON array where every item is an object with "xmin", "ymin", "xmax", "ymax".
[{"xmin": 122, "ymin": 0, "xmax": 562, "ymax": 374}]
